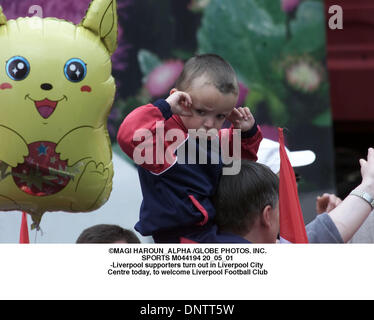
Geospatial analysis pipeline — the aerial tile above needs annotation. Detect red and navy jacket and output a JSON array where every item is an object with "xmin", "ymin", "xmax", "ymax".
[{"xmin": 117, "ymin": 99, "xmax": 262, "ymax": 242}]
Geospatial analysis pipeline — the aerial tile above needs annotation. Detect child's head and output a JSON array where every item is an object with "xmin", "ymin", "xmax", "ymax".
[
  {"xmin": 172, "ymin": 53, "xmax": 239, "ymax": 131},
  {"xmin": 213, "ymin": 160, "xmax": 280, "ymax": 243}
]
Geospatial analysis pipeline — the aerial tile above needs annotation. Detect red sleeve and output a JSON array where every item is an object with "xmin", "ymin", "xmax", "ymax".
[
  {"xmin": 116, "ymin": 100, "xmax": 187, "ymax": 174},
  {"xmin": 219, "ymin": 123, "xmax": 262, "ymax": 161}
]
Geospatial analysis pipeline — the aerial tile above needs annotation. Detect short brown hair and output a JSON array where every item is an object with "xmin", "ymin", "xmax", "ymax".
[
  {"xmin": 213, "ymin": 161, "xmax": 279, "ymax": 236},
  {"xmin": 175, "ymin": 53, "xmax": 239, "ymax": 95},
  {"xmin": 76, "ymin": 224, "xmax": 141, "ymax": 243}
]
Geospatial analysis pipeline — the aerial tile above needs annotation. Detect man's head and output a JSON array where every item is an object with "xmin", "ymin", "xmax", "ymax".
[
  {"xmin": 171, "ymin": 54, "xmax": 239, "ymax": 131},
  {"xmin": 76, "ymin": 224, "xmax": 141, "ymax": 243},
  {"xmin": 213, "ymin": 160, "xmax": 280, "ymax": 243}
]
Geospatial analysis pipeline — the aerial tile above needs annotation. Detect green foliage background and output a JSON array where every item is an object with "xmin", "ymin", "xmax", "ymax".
[{"xmin": 112, "ymin": 0, "xmax": 335, "ymax": 191}]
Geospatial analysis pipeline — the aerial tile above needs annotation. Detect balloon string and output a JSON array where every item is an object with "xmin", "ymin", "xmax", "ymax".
[{"xmin": 33, "ymin": 226, "xmax": 44, "ymax": 243}]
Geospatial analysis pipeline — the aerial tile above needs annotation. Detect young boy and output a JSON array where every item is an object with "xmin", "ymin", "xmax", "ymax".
[{"xmin": 117, "ymin": 53, "xmax": 262, "ymax": 243}]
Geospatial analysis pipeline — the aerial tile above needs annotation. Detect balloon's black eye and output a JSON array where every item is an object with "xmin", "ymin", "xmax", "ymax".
[
  {"xmin": 64, "ymin": 58, "xmax": 87, "ymax": 82},
  {"xmin": 6, "ymin": 56, "xmax": 30, "ymax": 81}
]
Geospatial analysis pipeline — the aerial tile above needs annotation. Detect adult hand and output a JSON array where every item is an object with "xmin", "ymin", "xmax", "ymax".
[
  {"xmin": 316, "ymin": 193, "xmax": 342, "ymax": 214},
  {"xmin": 359, "ymin": 147, "xmax": 374, "ymax": 194}
]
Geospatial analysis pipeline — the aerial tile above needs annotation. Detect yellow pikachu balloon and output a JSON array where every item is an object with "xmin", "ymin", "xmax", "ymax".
[{"xmin": 0, "ymin": 0, "xmax": 117, "ymax": 226}]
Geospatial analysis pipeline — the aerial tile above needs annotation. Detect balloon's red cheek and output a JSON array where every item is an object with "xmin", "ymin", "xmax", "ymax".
[
  {"xmin": 81, "ymin": 85, "xmax": 92, "ymax": 92},
  {"xmin": 0, "ymin": 83, "xmax": 12, "ymax": 90}
]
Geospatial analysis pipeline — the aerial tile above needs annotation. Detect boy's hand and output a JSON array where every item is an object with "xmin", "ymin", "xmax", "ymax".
[
  {"xmin": 227, "ymin": 107, "xmax": 255, "ymax": 132},
  {"xmin": 165, "ymin": 91, "xmax": 193, "ymax": 117}
]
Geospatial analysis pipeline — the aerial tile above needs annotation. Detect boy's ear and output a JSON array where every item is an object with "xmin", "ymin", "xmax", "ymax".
[
  {"xmin": 80, "ymin": 0, "xmax": 118, "ymax": 55},
  {"xmin": 0, "ymin": 6, "xmax": 7, "ymax": 26}
]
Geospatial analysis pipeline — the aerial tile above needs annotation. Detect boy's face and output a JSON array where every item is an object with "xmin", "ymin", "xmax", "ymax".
[{"xmin": 179, "ymin": 76, "xmax": 238, "ymax": 132}]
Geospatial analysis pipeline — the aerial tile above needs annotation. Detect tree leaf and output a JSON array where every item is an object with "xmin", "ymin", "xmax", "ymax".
[
  {"xmin": 285, "ymin": 1, "xmax": 325, "ymax": 55},
  {"xmin": 312, "ymin": 109, "xmax": 332, "ymax": 127},
  {"xmin": 137, "ymin": 49, "xmax": 162, "ymax": 78}
]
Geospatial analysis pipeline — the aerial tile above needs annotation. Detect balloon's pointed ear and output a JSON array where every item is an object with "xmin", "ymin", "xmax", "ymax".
[
  {"xmin": 0, "ymin": 6, "xmax": 8, "ymax": 26},
  {"xmin": 80, "ymin": 0, "xmax": 118, "ymax": 55}
]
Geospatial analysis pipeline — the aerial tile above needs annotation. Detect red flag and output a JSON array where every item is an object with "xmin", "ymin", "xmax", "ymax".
[
  {"xmin": 278, "ymin": 128, "xmax": 308, "ymax": 243},
  {"xmin": 19, "ymin": 211, "xmax": 30, "ymax": 244}
]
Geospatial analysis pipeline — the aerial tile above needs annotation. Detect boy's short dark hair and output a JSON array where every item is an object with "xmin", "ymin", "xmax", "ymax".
[
  {"xmin": 213, "ymin": 160, "xmax": 279, "ymax": 236},
  {"xmin": 76, "ymin": 224, "xmax": 141, "ymax": 243},
  {"xmin": 175, "ymin": 53, "xmax": 239, "ymax": 95}
]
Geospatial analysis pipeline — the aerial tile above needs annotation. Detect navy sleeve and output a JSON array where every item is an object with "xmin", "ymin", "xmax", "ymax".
[
  {"xmin": 153, "ymin": 99, "xmax": 173, "ymax": 120},
  {"xmin": 241, "ymin": 120, "xmax": 259, "ymax": 138}
]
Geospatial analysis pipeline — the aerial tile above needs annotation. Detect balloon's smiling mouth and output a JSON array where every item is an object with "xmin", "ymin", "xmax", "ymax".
[{"xmin": 25, "ymin": 94, "xmax": 67, "ymax": 119}]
